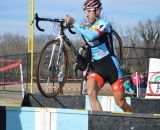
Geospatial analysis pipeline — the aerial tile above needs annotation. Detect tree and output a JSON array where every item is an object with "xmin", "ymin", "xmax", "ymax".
[
  {"xmin": 0, "ymin": 33, "xmax": 27, "ymax": 55},
  {"xmin": 124, "ymin": 15, "xmax": 160, "ymax": 72}
]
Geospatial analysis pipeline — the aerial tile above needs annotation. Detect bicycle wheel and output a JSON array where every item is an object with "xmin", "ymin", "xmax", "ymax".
[
  {"xmin": 36, "ymin": 39, "xmax": 68, "ymax": 98},
  {"xmin": 80, "ymin": 77, "xmax": 87, "ymax": 95},
  {"xmin": 112, "ymin": 29, "xmax": 123, "ymax": 65},
  {"xmin": 80, "ymin": 69, "xmax": 90, "ymax": 95}
]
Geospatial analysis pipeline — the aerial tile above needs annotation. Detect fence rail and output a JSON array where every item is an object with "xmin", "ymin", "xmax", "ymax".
[{"xmin": 0, "ymin": 46, "xmax": 160, "ymax": 93}]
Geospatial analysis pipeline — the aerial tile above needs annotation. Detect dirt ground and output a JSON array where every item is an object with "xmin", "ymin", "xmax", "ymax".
[{"xmin": 0, "ymin": 82, "xmax": 113, "ymax": 106}]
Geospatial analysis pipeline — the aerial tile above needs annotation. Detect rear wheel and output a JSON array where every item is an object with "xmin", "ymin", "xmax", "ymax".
[
  {"xmin": 112, "ymin": 29, "xmax": 123, "ymax": 65},
  {"xmin": 36, "ymin": 39, "xmax": 68, "ymax": 98},
  {"xmin": 80, "ymin": 77, "xmax": 87, "ymax": 95}
]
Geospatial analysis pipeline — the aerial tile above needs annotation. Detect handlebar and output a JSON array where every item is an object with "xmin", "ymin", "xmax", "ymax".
[
  {"xmin": 32, "ymin": 13, "xmax": 76, "ymax": 34},
  {"xmin": 66, "ymin": 24, "xmax": 76, "ymax": 34}
]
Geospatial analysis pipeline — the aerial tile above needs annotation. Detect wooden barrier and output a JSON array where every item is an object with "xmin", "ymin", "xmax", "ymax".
[
  {"xmin": 0, "ymin": 106, "xmax": 160, "ymax": 130},
  {"xmin": 22, "ymin": 93, "xmax": 160, "ymax": 113}
]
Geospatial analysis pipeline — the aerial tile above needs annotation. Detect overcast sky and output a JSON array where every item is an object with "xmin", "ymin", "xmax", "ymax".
[{"xmin": 0, "ymin": 0, "xmax": 160, "ymax": 36}]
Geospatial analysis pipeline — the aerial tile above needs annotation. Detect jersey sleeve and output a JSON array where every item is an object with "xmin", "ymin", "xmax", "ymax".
[{"xmin": 73, "ymin": 20, "xmax": 111, "ymax": 41}]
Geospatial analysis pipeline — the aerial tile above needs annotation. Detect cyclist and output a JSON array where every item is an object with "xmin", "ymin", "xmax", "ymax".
[{"xmin": 64, "ymin": 0, "xmax": 132, "ymax": 112}]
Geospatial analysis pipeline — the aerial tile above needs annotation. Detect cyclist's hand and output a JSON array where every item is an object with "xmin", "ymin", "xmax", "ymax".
[
  {"xmin": 64, "ymin": 15, "xmax": 75, "ymax": 25},
  {"xmin": 79, "ymin": 47, "xmax": 84, "ymax": 55}
]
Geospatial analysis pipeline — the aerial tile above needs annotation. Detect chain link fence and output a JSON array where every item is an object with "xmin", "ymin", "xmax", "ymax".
[{"xmin": 0, "ymin": 47, "xmax": 160, "ymax": 93}]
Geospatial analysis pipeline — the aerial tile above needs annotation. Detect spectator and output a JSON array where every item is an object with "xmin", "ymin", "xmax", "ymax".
[
  {"xmin": 144, "ymin": 70, "xmax": 148, "ymax": 82},
  {"xmin": 123, "ymin": 78, "xmax": 134, "ymax": 97},
  {"xmin": 139, "ymin": 73, "xmax": 147, "ymax": 98},
  {"xmin": 131, "ymin": 72, "xmax": 140, "ymax": 95}
]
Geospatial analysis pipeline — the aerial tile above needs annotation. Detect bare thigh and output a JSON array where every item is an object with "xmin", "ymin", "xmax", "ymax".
[{"xmin": 87, "ymin": 78, "xmax": 100, "ymax": 95}]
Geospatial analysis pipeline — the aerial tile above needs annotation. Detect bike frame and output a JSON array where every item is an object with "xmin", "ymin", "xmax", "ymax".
[
  {"xmin": 34, "ymin": 13, "xmax": 123, "ymax": 97},
  {"xmin": 48, "ymin": 30, "xmax": 79, "ymax": 72},
  {"xmin": 34, "ymin": 13, "xmax": 123, "ymax": 69},
  {"xmin": 33, "ymin": 13, "xmax": 80, "ymax": 72}
]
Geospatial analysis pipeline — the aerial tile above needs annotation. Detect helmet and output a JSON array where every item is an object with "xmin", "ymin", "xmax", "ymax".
[{"xmin": 83, "ymin": 0, "xmax": 102, "ymax": 11}]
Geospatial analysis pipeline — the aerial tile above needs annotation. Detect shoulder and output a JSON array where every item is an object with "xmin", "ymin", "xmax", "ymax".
[
  {"xmin": 96, "ymin": 18, "xmax": 111, "ymax": 32},
  {"xmin": 96, "ymin": 19, "xmax": 111, "ymax": 26}
]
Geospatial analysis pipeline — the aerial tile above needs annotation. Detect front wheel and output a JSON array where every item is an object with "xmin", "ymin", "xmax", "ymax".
[
  {"xmin": 80, "ymin": 77, "xmax": 87, "ymax": 95},
  {"xmin": 36, "ymin": 39, "xmax": 68, "ymax": 98}
]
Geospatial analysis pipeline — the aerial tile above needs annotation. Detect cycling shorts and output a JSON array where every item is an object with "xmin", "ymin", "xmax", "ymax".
[{"xmin": 87, "ymin": 54, "xmax": 125, "ymax": 92}]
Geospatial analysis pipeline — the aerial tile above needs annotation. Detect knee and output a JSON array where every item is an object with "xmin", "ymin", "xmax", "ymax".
[
  {"xmin": 87, "ymin": 89, "xmax": 96, "ymax": 97},
  {"xmin": 87, "ymin": 86, "xmax": 98, "ymax": 100},
  {"xmin": 87, "ymin": 82, "xmax": 98, "ymax": 97}
]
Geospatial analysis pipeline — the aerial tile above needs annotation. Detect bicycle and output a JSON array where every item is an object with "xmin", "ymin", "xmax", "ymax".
[{"xmin": 33, "ymin": 13, "xmax": 123, "ymax": 98}]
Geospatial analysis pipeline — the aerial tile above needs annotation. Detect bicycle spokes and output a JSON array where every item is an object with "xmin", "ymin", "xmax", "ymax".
[{"xmin": 36, "ymin": 40, "xmax": 68, "ymax": 97}]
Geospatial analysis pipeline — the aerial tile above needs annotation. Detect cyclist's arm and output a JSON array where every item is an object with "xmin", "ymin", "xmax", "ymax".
[{"xmin": 73, "ymin": 21, "xmax": 110, "ymax": 41}]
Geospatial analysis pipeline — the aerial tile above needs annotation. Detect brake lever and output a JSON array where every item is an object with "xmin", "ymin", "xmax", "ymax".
[
  {"xmin": 34, "ymin": 13, "xmax": 45, "ymax": 32},
  {"xmin": 68, "ymin": 25, "xmax": 76, "ymax": 34},
  {"xmin": 65, "ymin": 20, "xmax": 76, "ymax": 34}
]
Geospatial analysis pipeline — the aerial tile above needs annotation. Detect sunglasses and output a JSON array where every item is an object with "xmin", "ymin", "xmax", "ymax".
[{"xmin": 84, "ymin": 8, "xmax": 95, "ymax": 14}]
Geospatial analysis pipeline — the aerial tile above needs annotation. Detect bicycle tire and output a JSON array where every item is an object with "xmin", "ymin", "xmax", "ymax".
[
  {"xmin": 112, "ymin": 29, "xmax": 124, "ymax": 65},
  {"xmin": 80, "ymin": 77, "xmax": 87, "ymax": 95},
  {"xmin": 36, "ymin": 39, "xmax": 68, "ymax": 98}
]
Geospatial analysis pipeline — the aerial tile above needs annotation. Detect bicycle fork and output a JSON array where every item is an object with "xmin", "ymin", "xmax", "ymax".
[{"xmin": 48, "ymin": 36, "xmax": 63, "ymax": 71}]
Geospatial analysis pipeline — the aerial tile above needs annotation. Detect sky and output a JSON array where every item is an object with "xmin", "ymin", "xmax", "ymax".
[{"xmin": 0, "ymin": 0, "xmax": 160, "ymax": 36}]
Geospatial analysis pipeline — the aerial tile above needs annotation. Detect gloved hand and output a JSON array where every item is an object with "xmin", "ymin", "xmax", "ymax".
[
  {"xmin": 79, "ymin": 45, "xmax": 87, "ymax": 55},
  {"xmin": 79, "ymin": 47, "xmax": 84, "ymax": 55}
]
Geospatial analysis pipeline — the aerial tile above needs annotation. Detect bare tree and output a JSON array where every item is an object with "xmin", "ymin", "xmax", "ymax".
[
  {"xmin": 0, "ymin": 33, "xmax": 27, "ymax": 56},
  {"xmin": 124, "ymin": 16, "xmax": 160, "ymax": 72},
  {"xmin": 136, "ymin": 16, "xmax": 160, "ymax": 57}
]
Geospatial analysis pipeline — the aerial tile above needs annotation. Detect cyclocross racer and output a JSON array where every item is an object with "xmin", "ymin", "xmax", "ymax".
[{"xmin": 64, "ymin": 0, "xmax": 133, "ymax": 112}]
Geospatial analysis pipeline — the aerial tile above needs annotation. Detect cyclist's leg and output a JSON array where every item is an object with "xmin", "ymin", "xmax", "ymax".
[
  {"xmin": 108, "ymin": 56, "xmax": 133, "ymax": 112},
  {"xmin": 87, "ymin": 72, "xmax": 105, "ymax": 111},
  {"xmin": 111, "ymin": 78, "xmax": 133, "ymax": 112}
]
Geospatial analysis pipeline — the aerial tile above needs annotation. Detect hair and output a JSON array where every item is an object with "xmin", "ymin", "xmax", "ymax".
[{"xmin": 125, "ymin": 77, "xmax": 131, "ymax": 81}]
